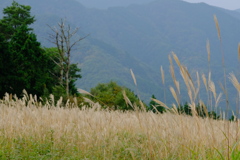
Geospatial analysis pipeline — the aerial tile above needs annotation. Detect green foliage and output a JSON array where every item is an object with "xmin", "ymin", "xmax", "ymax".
[
  {"xmin": 0, "ymin": 2, "xmax": 44, "ymax": 97},
  {"xmin": 69, "ymin": 63, "xmax": 81, "ymax": 95},
  {"xmin": 229, "ymin": 115, "xmax": 237, "ymax": 122},
  {"xmin": 177, "ymin": 103, "xmax": 221, "ymax": 120},
  {"xmin": 43, "ymin": 47, "xmax": 82, "ymax": 98},
  {"xmin": 208, "ymin": 111, "xmax": 221, "ymax": 120},
  {"xmin": 0, "ymin": 23, "xmax": 52, "ymax": 97},
  {"xmin": 41, "ymin": 48, "xmax": 60, "ymax": 92},
  {"xmin": 52, "ymin": 85, "xmax": 67, "ymax": 102},
  {"xmin": 177, "ymin": 103, "xmax": 193, "ymax": 116},
  {"xmin": 0, "ymin": 2, "xmax": 81, "ymax": 99},
  {"xmin": 7, "ymin": 25, "xmax": 51, "ymax": 97},
  {"xmin": 68, "ymin": 95, "xmax": 92, "ymax": 108},
  {"xmin": 0, "ymin": 1, "xmax": 35, "ymax": 40},
  {"xmin": 0, "ymin": 34, "xmax": 11, "ymax": 97},
  {"xmin": 90, "ymin": 81, "xmax": 142, "ymax": 110},
  {"xmin": 148, "ymin": 95, "xmax": 166, "ymax": 113}
]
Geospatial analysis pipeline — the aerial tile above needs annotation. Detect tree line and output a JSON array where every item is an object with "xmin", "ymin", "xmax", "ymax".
[{"xmin": 0, "ymin": 1, "xmax": 81, "ymax": 100}]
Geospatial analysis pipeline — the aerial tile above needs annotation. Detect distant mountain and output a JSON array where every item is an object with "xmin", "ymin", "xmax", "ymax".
[
  {"xmin": 220, "ymin": 8, "xmax": 240, "ymax": 21},
  {"xmin": 76, "ymin": 0, "xmax": 154, "ymax": 9},
  {"xmin": 0, "ymin": 0, "xmax": 163, "ymax": 102},
  {"xmin": 235, "ymin": 9, "xmax": 240, "ymax": 13},
  {"xmin": 2, "ymin": 0, "xmax": 240, "ymax": 106}
]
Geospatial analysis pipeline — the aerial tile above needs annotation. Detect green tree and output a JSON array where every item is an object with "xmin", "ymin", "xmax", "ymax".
[
  {"xmin": 208, "ymin": 111, "xmax": 220, "ymax": 120},
  {"xmin": 8, "ymin": 25, "xmax": 51, "ymax": 96},
  {"xmin": 0, "ymin": 2, "xmax": 82, "ymax": 99},
  {"xmin": 177, "ymin": 103, "xmax": 220, "ymax": 120},
  {"xmin": 90, "ymin": 81, "xmax": 143, "ymax": 110},
  {"xmin": 0, "ymin": 1, "xmax": 35, "ymax": 40},
  {"xmin": 0, "ymin": 33, "xmax": 11, "ymax": 97},
  {"xmin": 69, "ymin": 63, "xmax": 81, "ymax": 95},
  {"xmin": 0, "ymin": 2, "xmax": 54, "ymax": 98},
  {"xmin": 149, "ymin": 95, "xmax": 166, "ymax": 113},
  {"xmin": 229, "ymin": 115, "xmax": 237, "ymax": 122},
  {"xmin": 177, "ymin": 103, "xmax": 192, "ymax": 115}
]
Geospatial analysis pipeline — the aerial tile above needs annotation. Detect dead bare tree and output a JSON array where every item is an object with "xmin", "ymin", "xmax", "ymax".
[{"xmin": 48, "ymin": 19, "xmax": 88, "ymax": 97}]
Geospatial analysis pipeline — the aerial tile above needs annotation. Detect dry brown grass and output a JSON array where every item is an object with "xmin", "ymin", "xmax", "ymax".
[{"xmin": 0, "ymin": 94, "xmax": 240, "ymax": 159}]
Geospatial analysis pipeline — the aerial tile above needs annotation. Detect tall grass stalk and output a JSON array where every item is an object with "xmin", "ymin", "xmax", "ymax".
[
  {"xmin": 160, "ymin": 66, "xmax": 167, "ymax": 104},
  {"xmin": 229, "ymin": 73, "xmax": 240, "ymax": 143},
  {"xmin": 130, "ymin": 69, "xmax": 141, "ymax": 101},
  {"xmin": 169, "ymin": 54, "xmax": 181, "ymax": 107},
  {"xmin": 214, "ymin": 14, "xmax": 231, "ymax": 160},
  {"xmin": 206, "ymin": 40, "xmax": 213, "ymax": 112}
]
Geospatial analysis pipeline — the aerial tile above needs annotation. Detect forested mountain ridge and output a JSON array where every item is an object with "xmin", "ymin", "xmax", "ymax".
[
  {"xmin": 235, "ymin": 9, "xmax": 240, "ymax": 13},
  {"xmin": 1, "ymin": 0, "xmax": 240, "ymax": 104}
]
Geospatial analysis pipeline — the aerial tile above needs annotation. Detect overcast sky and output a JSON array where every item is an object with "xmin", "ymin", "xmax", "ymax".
[{"xmin": 182, "ymin": 0, "xmax": 240, "ymax": 10}]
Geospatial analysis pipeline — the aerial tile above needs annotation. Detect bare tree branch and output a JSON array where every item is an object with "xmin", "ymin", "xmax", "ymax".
[{"xmin": 47, "ymin": 18, "xmax": 87, "ymax": 96}]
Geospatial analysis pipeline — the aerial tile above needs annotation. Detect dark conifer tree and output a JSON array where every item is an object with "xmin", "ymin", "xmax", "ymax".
[
  {"xmin": 0, "ymin": 2, "xmax": 53, "ymax": 97},
  {"xmin": 0, "ymin": 1, "xmax": 35, "ymax": 40},
  {"xmin": 149, "ymin": 95, "xmax": 166, "ymax": 113},
  {"xmin": 8, "ymin": 25, "xmax": 50, "ymax": 96},
  {"xmin": 0, "ymin": 34, "xmax": 11, "ymax": 97}
]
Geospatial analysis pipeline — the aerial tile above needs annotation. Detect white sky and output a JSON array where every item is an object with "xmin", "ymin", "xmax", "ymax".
[{"xmin": 182, "ymin": 0, "xmax": 240, "ymax": 10}]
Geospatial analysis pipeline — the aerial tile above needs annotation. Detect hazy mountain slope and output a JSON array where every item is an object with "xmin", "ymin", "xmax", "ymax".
[
  {"xmin": 76, "ymin": 0, "xmax": 154, "ymax": 9},
  {"xmin": 235, "ymin": 9, "xmax": 240, "ymax": 13},
  {"xmin": 0, "ymin": 0, "xmax": 163, "ymax": 102},
  {"xmin": 74, "ymin": 0, "xmax": 240, "ymax": 107},
  {"xmin": 73, "ymin": 38, "xmax": 162, "ymax": 99},
  {"xmin": 82, "ymin": 0, "xmax": 240, "ymax": 71},
  {"xmin": 224, "ymin": 8, "xmax": 240, "ymax": 20}
]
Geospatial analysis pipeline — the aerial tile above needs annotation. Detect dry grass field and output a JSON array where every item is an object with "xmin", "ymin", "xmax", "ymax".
[{"xmin": 0, "ymin": 93, "xmax": 240, "ymax": 160}]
